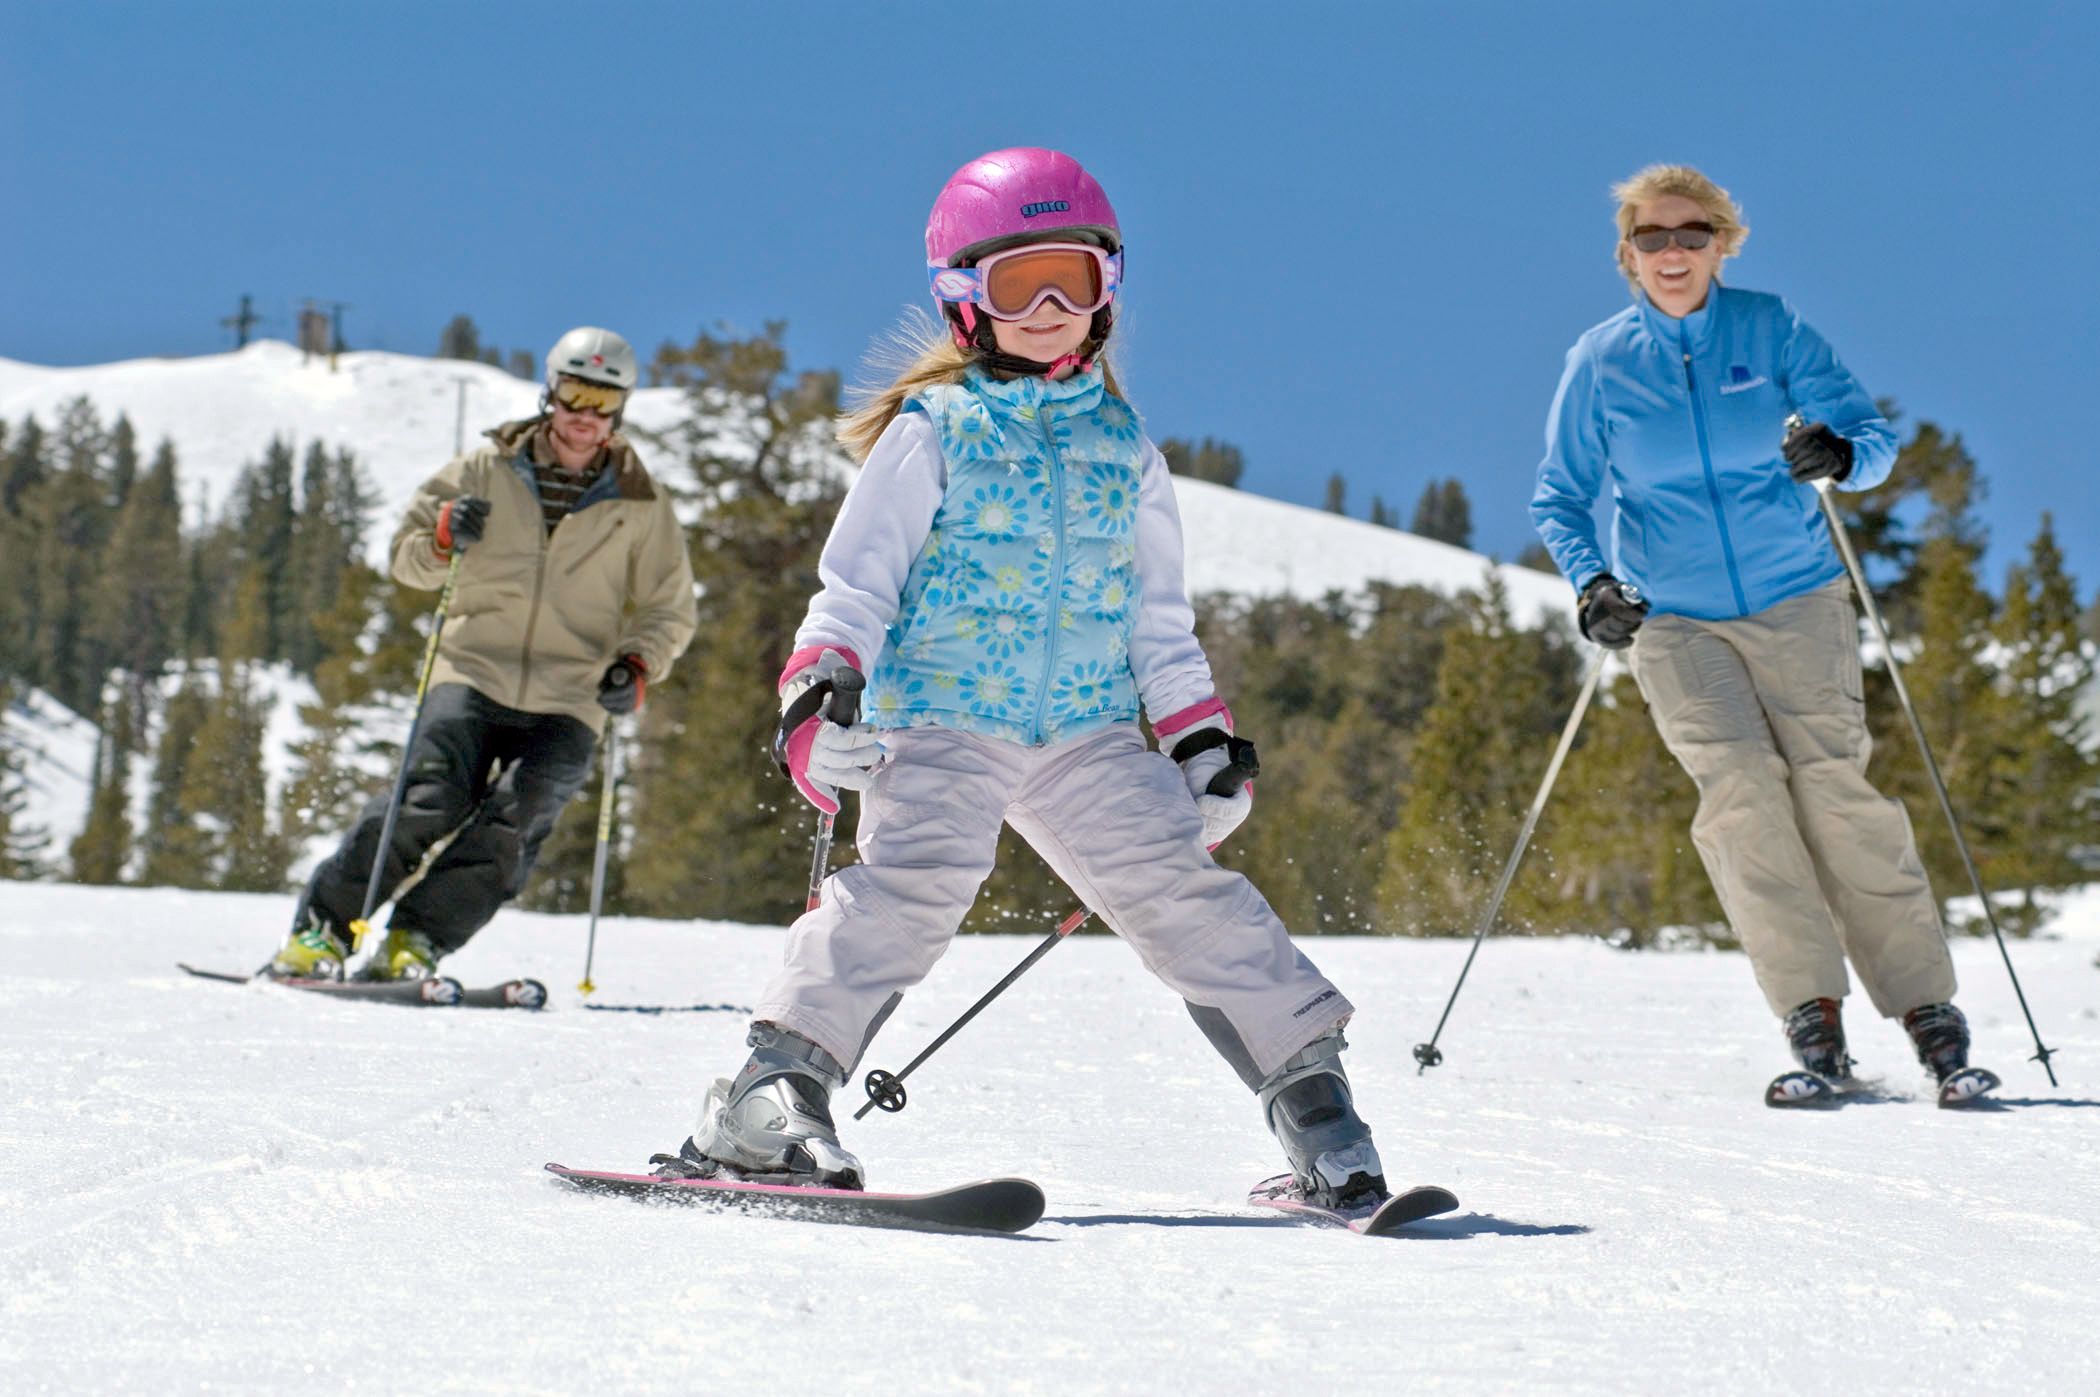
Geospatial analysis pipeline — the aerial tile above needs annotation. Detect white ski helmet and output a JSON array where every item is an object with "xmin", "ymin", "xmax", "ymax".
[{"xmin": 544, "ymin": 326, "xmax": 638, "ymax": 393}]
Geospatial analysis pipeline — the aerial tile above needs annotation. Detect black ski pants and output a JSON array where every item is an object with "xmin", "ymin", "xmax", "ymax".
[{"xmin": 295, "ymin": 683, "xmax": 597, "ymax": 953}]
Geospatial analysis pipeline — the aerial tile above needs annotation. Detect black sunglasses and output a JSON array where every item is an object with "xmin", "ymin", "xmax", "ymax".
[{"xmin": 1629, "ymin": 222, "xmax": 1717, "ymax": 253}]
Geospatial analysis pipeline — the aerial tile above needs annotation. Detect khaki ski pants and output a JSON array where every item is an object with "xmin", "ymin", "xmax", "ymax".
[
  {"xmin": 1629, "ymin": 579, "xmax": 1956, "ymax": 1019},
  {"xmin": 755, "ymin": 723, "xmax": 1352, "ymax": 1079}
]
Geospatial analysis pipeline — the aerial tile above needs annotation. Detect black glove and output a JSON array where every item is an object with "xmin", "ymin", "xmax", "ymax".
[
  {"xmin": 437, "ymin": 495, "xmax": 491, "ymax": 553},
  {"xmin": 1782, "ymin": 421, "xmax": 1853, "ymax": 485},
  {"xmin": 1578, "ymin": 574, "xmax": 1649, "ymax": 650},
  {"xmin": 597, "ymin": 655, "xmax": 647, "ymax": 714}
]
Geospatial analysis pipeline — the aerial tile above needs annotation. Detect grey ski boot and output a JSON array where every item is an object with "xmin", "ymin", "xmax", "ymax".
[
  {"xmin": 658, "ymin": 1023, "xmax": 865, "ymax": 1189},
  {"xmin": 1259, "ymin": 1030, "xmax": 1386, "ymax": 1211}
]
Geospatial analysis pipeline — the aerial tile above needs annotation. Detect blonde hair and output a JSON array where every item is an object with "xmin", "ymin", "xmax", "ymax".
[
  {"xmin": 837, "ymin": 308, "xmax": 1123, "ymax": 461},
  {"xmin": 1610, "ymin": 163, "xmax": 1748, "ymax": 287}
]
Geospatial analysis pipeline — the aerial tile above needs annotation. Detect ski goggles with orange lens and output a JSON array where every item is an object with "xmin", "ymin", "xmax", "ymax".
[
  {"xmin": 551, "ymin": 377, "xmax": 627, "ymax": 416},
  {"xmin": 928, "ymin": 242, "xmax": 1122, "ymax": 321}
]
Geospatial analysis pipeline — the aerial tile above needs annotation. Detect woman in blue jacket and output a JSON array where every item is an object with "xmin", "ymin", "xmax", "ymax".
[{"xmin": 1530, "ymin": 164, "xmax": 1984, "ymax": 1098}]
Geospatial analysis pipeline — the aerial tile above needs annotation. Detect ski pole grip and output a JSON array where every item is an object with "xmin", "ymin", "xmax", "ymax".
[
  {"xmin": 1782, "ymin": 411, "xmax": 1836, "ymax": 497},
  {"xmin": 1205, "ymin": 739, "xmax": 1261, "ymax": 797},
  {"xmin": 825, "ymin": 666, "xmax": 865, "ymax": 727}
]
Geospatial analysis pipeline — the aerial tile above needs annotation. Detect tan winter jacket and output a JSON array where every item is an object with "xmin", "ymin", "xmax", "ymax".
[{"xmin": 390, "ymin": 418, "xmax": 698, "ymax": 732}]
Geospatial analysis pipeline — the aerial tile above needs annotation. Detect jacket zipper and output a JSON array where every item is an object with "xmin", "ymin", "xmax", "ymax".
[
  {"xmin": 1030, "ymin": 407, "xmax": 1067, "ymax": 744},
  {"xmin": 1681, "ymin": 340, "xmax": 1749, "ymax": 615},
  {"xmin": 517, "ymin": 514, "xmax": 552, "ymax": 708}
]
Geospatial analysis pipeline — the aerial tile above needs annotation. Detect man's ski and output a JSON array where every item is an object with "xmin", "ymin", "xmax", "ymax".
[
  {"xmin": 456, "ymin": 979, "xmax": 549, "ymax": 1010},
  {"xmin": 1247, "ymin": 1175, "xmax": 1461, "ymax": 1236},
  {"xmin": 543, "ymin": 1163, "xmax": 1045, "ymax": 1234},
  {"xmin": 179, "ymin": 962, "xmax": 462, "ymax": 1003},
  {"xmin": 177, "ymin": 963, "xmax": 543, "ymax": 1009}
]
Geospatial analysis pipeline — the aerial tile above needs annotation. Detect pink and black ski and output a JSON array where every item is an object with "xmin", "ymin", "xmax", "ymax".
[
  {"xmin": 1247, "ymin": 1175, "xmax": 1461, "ymax": 1235},
  {"xmin": 543, "ymin": 1163, "xmax": 1045, "ymax": 1234}
]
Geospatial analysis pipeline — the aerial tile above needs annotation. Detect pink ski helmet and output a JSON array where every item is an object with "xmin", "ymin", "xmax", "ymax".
[{"xmin": 925, "ymin": 147, "xmax": 1121, "ymax": 269}]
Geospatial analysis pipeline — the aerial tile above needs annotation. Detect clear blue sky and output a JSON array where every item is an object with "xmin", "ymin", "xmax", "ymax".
[{"xmin": 7, "ymin": 1, "xmax": 2096, "ymax": 595}]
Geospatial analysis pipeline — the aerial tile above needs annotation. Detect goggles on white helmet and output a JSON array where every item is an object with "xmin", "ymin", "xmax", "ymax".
[{"xmin": 551, "ymin": 376, "xmax": 627, "ymax": 417}]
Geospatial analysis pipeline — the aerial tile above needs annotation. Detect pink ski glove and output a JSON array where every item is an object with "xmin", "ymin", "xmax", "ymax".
[{"xmin": 773, "ymin": 647, "xmax": 884, "ymax": 815}]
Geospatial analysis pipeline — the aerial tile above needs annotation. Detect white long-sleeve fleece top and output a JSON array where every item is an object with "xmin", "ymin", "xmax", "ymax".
[{"xmin": 790, "ymin": 373, "xmax": 1219, "ymax": 747}]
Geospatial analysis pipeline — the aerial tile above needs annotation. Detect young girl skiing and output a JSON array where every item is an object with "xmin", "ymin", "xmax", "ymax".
[{"xmin": 655, "ymin": 148, "xmax": 1389, "ymax": 1211}]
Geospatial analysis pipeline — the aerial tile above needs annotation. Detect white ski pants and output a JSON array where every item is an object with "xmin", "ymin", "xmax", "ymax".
[
  {"xmin": 755, "ymin": 723, "xmax": 1352, "ymax": 1081},
  {"xmin": 1629, "ymin": 579, "xmax": 1956, "ymax": 1019}
]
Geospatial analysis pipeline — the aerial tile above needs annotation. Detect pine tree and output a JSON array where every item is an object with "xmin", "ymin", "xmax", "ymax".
[
  {"xmin": 1532, "ymin": 672, "xmax": 1719, "ymax": 945},
  {"xmin": 1870, "ymin": 438, "xmax": 2003, "ymax": 924},
  {"xmin": 1988, "ymin": 513, "xmax": 2098, "ymax": 932},
  {"xmin": 234, "ymin": 438, "xmax": 299, "ymax": 663},
  {"xmin": 1158, "ymin": 437, "xmax": 1245, "ymax": 488},
  {"xmin": 0, "ymin": 507, "xmax": 32, "ymax": 680},
  {"xmin": 438, "ymin": 315, "xmax": 483, "ymax": 361},
  {"xmin": 617, "ymin": 324, "xmax": 848, "ymax": 921},
  {"xmin": 68, "ymin": 693, "xmax": 135, "ymax": 884},
  {"xmin": 177, "ymin": 571, "xmax": 289, "ymax": 891},
  {"xmin": 1374, "ymin": 576, "xmax": 1579, "ymax": 935},
  {"xmin": 1836, "ymin": 408, "xmax": 1958, "ymax": 639},
  {"xmin": 32, "ymin": 398, "xmax": 117, "ymax": 711},
  {"xmin": 277, "ymin": 563, "xmax": 395, "ymax": 865},
  {"xmin": 1323, "ymin": 472, "xmax": 1347, "ymax": 515},
  {"xmin": 108, "ymin": 415, "xmax": 140, "ymax": 509},
  {"xmin": 91, "ymin": 437, "xmax": 184, "ymax": 722},
  {"xmin": 1410, "ymin": 478, "xmax": 1475, "ymax": 549},
  {"xmin": 1368, "ymin": 495, "xmax": 1397, "ymax": 528},
  {"xmin": 2, "ymin": 413, "xmax": 45, "ymax": 516},
  {"xmin": 284, "ymin": 442, "xmax": 360, "ymax": 674},
  {"xmin": 139, "ymin": 670, "xmax": 212, "ymax": 886}
]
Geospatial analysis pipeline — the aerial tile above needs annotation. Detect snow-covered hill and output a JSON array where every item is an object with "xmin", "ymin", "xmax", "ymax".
[
  {"xmin": 0, "ymin": 340, "xmax": 1569, "ymax": 619},
  {"xmin": 3, "ymin": 879, "xmax": 2095, "ymax": 1394}
]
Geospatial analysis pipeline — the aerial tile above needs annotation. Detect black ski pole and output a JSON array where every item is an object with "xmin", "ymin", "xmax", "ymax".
[
  {"xmin": 576, "ymin": 714, "xmax": 626, "ymax": 996},
  {"xmin": 1415, "ymin": 643, "xmax": 1607, "ymax": 1073},
  {"xmin": 857, "ymin": 742, "xmax": 1261, "ymax": 1119},
  {"xmin": 1787, "ymin": 414, "xmax": 2058, "ymax": 1083},
  {"xmin": 346, "ymin": 554, "xmax": 462, "ymax": 955},
  {"xmin": 804, "ymin": 667, "xmax": 865, "ymax": 913}
]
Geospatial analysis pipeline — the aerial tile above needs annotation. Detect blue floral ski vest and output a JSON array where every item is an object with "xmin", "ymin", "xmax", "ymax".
[{"xmin": 868, "ymin": 365, "xmax": 1147, "ymax": 747}]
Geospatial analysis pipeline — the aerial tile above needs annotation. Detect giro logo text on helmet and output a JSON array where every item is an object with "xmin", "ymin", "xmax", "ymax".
[{"xmin": 1020, "ymin": 200, "xmax": 1071, "ymax": 218}]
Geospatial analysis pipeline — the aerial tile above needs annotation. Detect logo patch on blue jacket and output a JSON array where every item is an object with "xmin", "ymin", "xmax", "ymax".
[
  {"xmin": 1020, "ymin": 200, "xmax": 1071, "ymax": 218},
  {"xmin": 1719, "ymin": 365, "xmax": 1770, "ymax": 395}
]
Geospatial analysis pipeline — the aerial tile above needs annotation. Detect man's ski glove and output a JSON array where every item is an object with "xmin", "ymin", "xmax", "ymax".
[
  {"xmin": 1578, "ymin": 573, "xmax": 1649, "ymax": 651},
  {"xmin": 435, "ymin": 495, "xmax": 491, "ymax": 555},
  {"xmin": 597, "ymin": 655, "xmax": 647, "ymax": 714},
  {"xmin": 1156, "ymin": 701, "xmax": 1259, "ymax": 850},
  {"xmin": 773, "ymin": 646, "xmax": 885, "ymax": 816},
  {"xmin": 1782, "ymin": 420, "xmax": 1854, "ymax": 485}
]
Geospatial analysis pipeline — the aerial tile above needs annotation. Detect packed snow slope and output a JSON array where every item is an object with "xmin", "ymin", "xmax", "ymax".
[
  {"xmin": 4, "ymin": 881, "xmax": 2095, "ymax": 1395},
  {"xmin": 0, "ymin": 340, "xmax": 1569, "ymax": 618}
]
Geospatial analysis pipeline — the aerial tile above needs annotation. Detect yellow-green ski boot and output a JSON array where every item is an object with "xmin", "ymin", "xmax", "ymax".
[
  {"xmin": 366, "ymin": 927, "xmax": 441, "ymax": 982},
  {"xmin": 270, "ymin": 915, "xmax": 352, "ymax": 980}
]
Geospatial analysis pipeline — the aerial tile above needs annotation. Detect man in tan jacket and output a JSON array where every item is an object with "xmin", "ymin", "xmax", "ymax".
[{"xmin": 272, "ymin": 327, "xmax": 697, "ymax": 981}]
